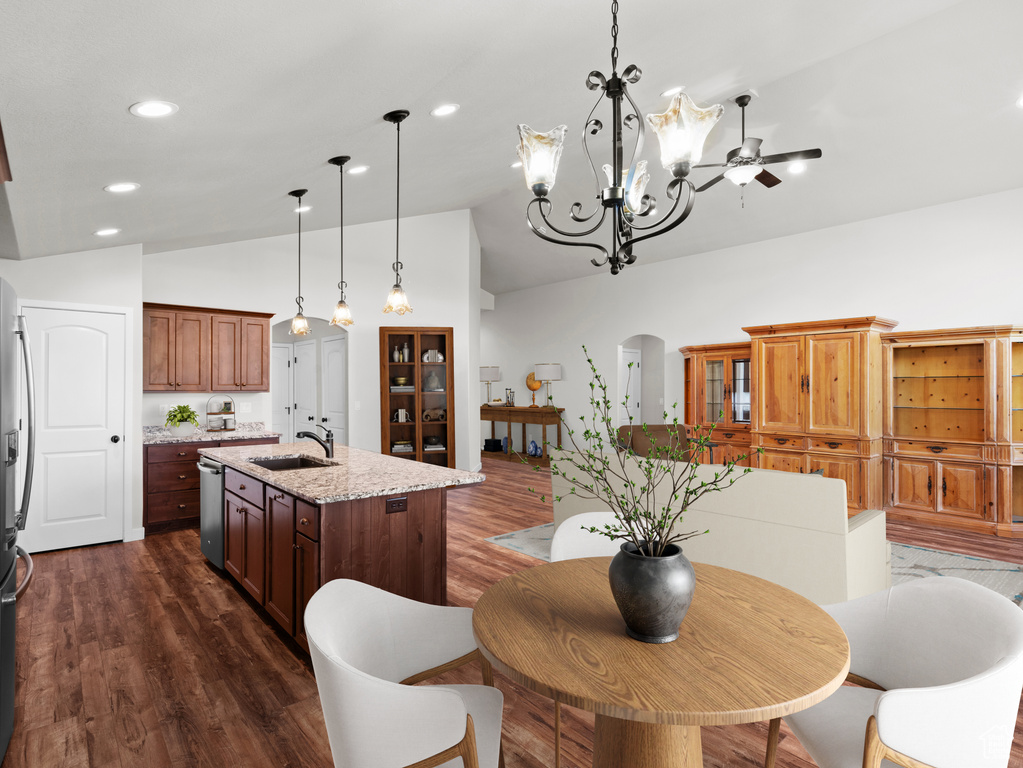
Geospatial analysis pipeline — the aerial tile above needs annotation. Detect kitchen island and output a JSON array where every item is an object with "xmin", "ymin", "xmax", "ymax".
[{"xmin": 198, "ymin": 441, "xmax": 484, "ymax": 650}]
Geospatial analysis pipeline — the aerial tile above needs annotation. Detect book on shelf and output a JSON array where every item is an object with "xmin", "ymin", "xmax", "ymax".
[
  {"xmin": 423, "ymin": 445, "xmax": 446, "ymax": 452},
  {"xmin": 390, "ymin": 386, "xmax": 416, "ymax": 393},
  {"xmin": 391, "ymin": 445, "xmax": 414, "ymax": 453}
]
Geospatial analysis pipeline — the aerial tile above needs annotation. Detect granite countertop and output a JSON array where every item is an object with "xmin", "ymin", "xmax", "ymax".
[
  {"xmin": 197, "ymin": 442, "xmax": 485, "ymax": 505},
  {"xmin": 143, "ymin": 423, "xmax": 281, "ymax": 445}
]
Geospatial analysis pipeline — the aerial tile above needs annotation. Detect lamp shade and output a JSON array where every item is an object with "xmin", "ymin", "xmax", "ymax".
[
  {"xmin": 480, "ymin": 366, "xmax": 501, "ymax": 382},
  {"xmin": 645, "ymin": 92, "xmax": 724, "ymax": 177},
  {"xmin": 517, "ymin": 124, "xmax": 567, "ymax": 196},
  {"xmin": 534, "ymin": 363, "xmax": 562, "ymax": 382},
  {"xmin": 724, "ymin": 165, "xmax": 763, "ymax": 186}
]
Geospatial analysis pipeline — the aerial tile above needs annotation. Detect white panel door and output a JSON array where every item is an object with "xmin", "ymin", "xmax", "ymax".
[
  {"xmin": 20, "ymin": 306, "xmax": 126, "ymax": 552},
  {"xmin": 320, "ymin": 334, "xmax": 347, "ymax": 445},
  {"xmin": 293, "ymin": 340, "xmax": 317, "ymax": 441},
  {"xmin": 271, "ymin": 343, "xmax": 293, "ymax": 440},
  {"xmin": 619, "ymin": 348, "xmax": 642, "ymax": 424}
]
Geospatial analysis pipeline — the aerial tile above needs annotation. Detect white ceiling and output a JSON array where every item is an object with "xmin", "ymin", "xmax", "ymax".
[{"xmin": 1, "ymin": 0, "xmax": 1020, "ymax": 294}]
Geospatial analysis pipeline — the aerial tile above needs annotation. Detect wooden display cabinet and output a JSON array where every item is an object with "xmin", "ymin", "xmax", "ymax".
[
  {"xmin": 745, "ymin": 317, "xmax": 896, "ymax": 512},
  {"xmin": 379, "ymin": 327, "xmax": 455, "ymax": 468},
  {"xmin": 882, "ymin": 326, "xmax": 1022, "ymax": 536},
  {"xmin": 680, "ymin": 342, "xmax": 753, "ymax": 467}
]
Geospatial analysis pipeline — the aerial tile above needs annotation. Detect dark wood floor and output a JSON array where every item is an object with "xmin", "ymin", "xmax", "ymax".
[{"xmin": 5, "ymin": 457, "xmax": 1023, "ymax": 767}]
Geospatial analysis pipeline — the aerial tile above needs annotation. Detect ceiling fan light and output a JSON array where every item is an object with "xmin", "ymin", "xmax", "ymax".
[
  {"xmin": 724, "ymin": 165, "xmax": 763, "ymax": 186},
  {"xmin": 383, "ymin": 284, "xmax": 413, "ymax": 316},
  {"xmin": 289, "ymin": 311, "xmax": 311, "ymax": 336},
  {"xmin": 330, "ymin": 300, "xmax": 354, "ymax": 327},
  {"xmin": 789, "ymin": 161, "xmax": 807, "ymax": 174},
  {"xmin": 645, "ymin": 92, "xmax": 724, "ymax": 177},
  {"xmin": 516, "ymin": 124, "xmax": 567, "ymax": 196}
]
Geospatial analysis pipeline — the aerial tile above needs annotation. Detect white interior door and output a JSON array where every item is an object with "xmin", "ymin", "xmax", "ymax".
[
  {"xmin": 271, "ymin": 343, "xmax": 293, "ymax": 440},
  {"xmin": 293, "ymin": 339, "xmax": 317, "ymax": 440},
  {"xmin": 620, "ymin": 348, "xmax": 641, "ymax": 425},
  {"xmin": 320, "ymin": 334, "xmax": 347, "ymax": 445},
  {"xmin": 20, "ymin": 305, "xmax": 128, "ymax": 553}
]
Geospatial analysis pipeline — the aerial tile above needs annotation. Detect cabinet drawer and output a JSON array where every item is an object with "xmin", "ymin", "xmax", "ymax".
[
  {"xmin": 148, "ymin": 461, "xmax": 200, "ymax": 493},
  {"xmin": 295, "ymin": 499, "xmax": 320, "ymax": 541},
  {"xmin": 758, "ymin": 434, "xmax": 807, "ymax": 450},
  {"xmin": 147, "ymin": 490, "xmax": 200, "ymax": 523},
  {"xmin": 891, "ymin": 440, "xmax": 984, "ymax": 461},
  {"xmin": 808, "ymin": 438, "xmax": 858, "ymax": 454},
  {"xmin": 148, "ymin": 442, "xmax": 206, "ymax": 464},
  {"xmin": 712, "ymin": 430, "xmax": 751, "ymax": 446},
  {"xmin": 225, "ymin": 469, "xmax": 265, "ymax": 509},
  {"xmin": 1013, "ymin": 446, "xmax": 1023, "ymax": 465}
]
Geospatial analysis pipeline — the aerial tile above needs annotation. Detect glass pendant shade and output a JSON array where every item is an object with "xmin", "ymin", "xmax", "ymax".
[
  {"xmin": 724, "ymin": 165, "xmax": 763, "ymax": 186},
  {"xmin": 290, "ymin": 311, "xmax": 310, "ymax": 336},
  {"xmin": 330, "ymin": 299, "xmax": 354, "ymax": 326},
  {"xmin": 517, "ymin": 124, "xmax": 568, "ymax": 196},
  {"xmin": 383, "ymin": 284, "xmax": 412, "ymax": 315},
  {"xmin": 604, "ymin": 160, "xmax": 651, "ymax": 214},
  {"xmin": 645, "ymin": 92, "xmax": 724, "ymax": 177}
]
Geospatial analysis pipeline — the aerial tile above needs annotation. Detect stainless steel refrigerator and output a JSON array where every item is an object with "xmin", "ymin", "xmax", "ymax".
[{"xmin": 0, "ymin": 277, "xmax": 36, "ymax": 760}]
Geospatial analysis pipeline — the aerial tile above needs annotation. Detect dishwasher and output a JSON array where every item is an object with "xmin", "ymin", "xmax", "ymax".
[{"xmin": 197, "ymin": 457, "xmax": 226, "ymax": 569}]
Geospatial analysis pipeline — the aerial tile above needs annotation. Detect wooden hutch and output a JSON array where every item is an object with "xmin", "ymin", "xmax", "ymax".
[{"xmin": 680, "ymin": 342, "xmax": 754, "ymax": 467}]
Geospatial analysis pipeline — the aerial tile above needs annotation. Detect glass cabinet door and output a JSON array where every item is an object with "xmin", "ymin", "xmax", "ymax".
[
  {"xmin": 730, "ymin": 358, "xmax": 751, "ymax": 425},
  {"xmin": 704, "ymin": 360, "xmax": 725, "ymax": 424}
]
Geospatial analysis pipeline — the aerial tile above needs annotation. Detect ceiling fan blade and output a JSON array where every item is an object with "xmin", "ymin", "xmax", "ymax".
[
  {"xmin": 739, "ymin": 137, "xmax": 763, "ymax": 159},
  {"xmin": 759, "ymin": 148, "xmax": 822, "ymax": 165},
  {"xmin": 696, "ymin": 174, "xmax": 727, "ymax": 193},
  {"xmin": 691, "ymin": 162, "xmax": 728, "ymax": 169},
  {"xmin": 756, "ymin": 169, "xmax": 782, "ymax": 188}
]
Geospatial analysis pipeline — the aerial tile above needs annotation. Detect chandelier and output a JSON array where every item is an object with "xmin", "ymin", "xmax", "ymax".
[{"xmin": 516, "ymin": 0, "xmax": 725, "ymax": 275}]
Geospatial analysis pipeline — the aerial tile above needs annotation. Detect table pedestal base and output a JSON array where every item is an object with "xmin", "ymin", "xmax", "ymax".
[{"xmin": 592, "ymin": 714, "xmax": 702, "ymax": 768}]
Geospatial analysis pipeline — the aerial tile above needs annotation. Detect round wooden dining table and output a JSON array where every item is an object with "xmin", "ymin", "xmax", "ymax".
[{"xmin": 472, "ymin": 558, "xmax": 850, "ymax": 768}]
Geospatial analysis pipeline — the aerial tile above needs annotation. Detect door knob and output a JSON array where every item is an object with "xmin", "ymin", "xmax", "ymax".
[
  {"xmin": 308, "ymin": 416, "xmax": 314, "ymax": 421},
  {"xmin": 321, "ymin": 417, "xmax": 328, "ymax": 422},
  {"xmin": 110, "ymin": 435, "xmax": 120, "ymax": 443}
]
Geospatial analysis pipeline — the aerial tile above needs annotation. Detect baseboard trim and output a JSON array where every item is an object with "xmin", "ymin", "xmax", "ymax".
[{"xmin": 124, "ymin": 527, "xmax": 146, "ymax": 542}]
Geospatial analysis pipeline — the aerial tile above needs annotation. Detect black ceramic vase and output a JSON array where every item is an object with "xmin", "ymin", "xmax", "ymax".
[{"xmin": 608, "ymin": 541, "xmax": 696, "ymax": 643}]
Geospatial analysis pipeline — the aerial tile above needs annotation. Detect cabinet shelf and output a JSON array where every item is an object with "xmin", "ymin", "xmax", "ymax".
[{"xmin": 892, "ymin": 406, "xmax": 984, "ymax": 412}]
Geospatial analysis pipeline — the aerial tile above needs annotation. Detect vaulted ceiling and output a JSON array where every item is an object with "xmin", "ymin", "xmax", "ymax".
[{"xmin": 1, "ymin": 0, "xmax": 1019, "ymax": 294}]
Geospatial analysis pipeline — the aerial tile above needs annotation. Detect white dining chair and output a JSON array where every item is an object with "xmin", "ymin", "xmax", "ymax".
[
  {"xmin": 766, "ymin": 576, "xmax": 1023, "ymax": 768},
  {"xmin": 548, "ymin": 510, "xmax": 624, "ymax": 768},
  {"xmin": 550, "ymin": 511, "xmax": 623, "ymax": 562},
  {"xmin": 305, "ymin": 579, "xmax": 504, "ymax": 768}
]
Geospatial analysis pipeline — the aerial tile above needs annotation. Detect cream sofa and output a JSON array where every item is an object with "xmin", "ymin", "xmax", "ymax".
[{"xmin": 550, "ymin": 452, "xmax": 890, "ymax": 605}]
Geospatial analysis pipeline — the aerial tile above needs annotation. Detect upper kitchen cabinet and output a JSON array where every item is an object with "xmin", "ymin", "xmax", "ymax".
[
  {"xmin": 143, "ymin": 303, "xmax": 273, "ymax": 393},
  {"xmin": 143, "ymin": 307, "xmax": 210, "ymax": 391}
]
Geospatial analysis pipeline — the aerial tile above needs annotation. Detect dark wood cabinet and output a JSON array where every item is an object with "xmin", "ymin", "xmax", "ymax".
[
  {"xmin": 143, "ymin": 303, "xmax": 272, "ymax": 393},
  {"xmin": 294, "ymin": 531, "xmax": 319, "ymax": 653},
  {"xmin": 224, "ymin": 489, "xmax": 265, "ymax": 603},
  {"xmin": 143, "ymin": 437, "xmax": 278, "ymax": 531},
  {"xmin": 265, "ymin": 489, "xmax": 295, "ymax": 634}
]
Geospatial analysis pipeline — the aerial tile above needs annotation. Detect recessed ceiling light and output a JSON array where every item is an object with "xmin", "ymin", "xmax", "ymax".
[
  {"xmin": 294, "ymin": 205, "xmax": 311, "ymax": 213},
  {"xmin": 347, "ymin": 165, "xmax": 369, "ymax": 175},
  {"xmin": 789, "ymin": 161, "xmax": 807, "ymax": 174},
  {"xmin": 129, "ymin": 100, "xmax": 179, "ymax": 118},
  {"xmin": 431, "ymin": 104, "xmax": 460, "ymax": 117},
  {"xmin": 660, "ymin": 86, "xmax": 685, "ymax": 98},
  {"xmin": 94, "ymin": 228, "xmax": 120, "ymax": 236},
  {"xmin": 511, "ymin": 161, "xmax": 523, "ymax": 169},
  {"xmin": 104, "ymin": 182, "xmax": 140, "ymax": 193}
]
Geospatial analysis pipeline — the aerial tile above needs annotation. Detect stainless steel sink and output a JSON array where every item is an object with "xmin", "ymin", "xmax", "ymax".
[{"xmin": 247, "ymin": 456, "xmax": 332, "ymax": 471}]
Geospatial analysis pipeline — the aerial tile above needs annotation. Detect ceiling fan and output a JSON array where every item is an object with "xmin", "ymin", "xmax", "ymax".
[{"xmin": 694, "ymin": 94, "xmax": 822, "ymax": 192}]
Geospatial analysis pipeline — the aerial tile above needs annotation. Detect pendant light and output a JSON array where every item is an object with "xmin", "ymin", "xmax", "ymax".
[
  {"xmin": 288, "ymin": 189, "xmax": 311, "ymax": 335},
  {"xmin": 328, "ymin": 155, "xmax": 354, "ymax": 326},
  {"xmin": 382, "ymin": 109, "xmax": 412, "ymax": 315}
]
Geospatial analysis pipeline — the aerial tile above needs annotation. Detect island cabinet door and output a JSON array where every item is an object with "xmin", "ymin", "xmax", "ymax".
[
  {"xmin": 224, "ymin": 492, "xmax": 246, "ymax": 583},
  {"xmin": 265, "ymin": 490, "xmax": 295, "ymax": 634},
  {"xmin": 241, "ymin": 504, "xmax": 266, "ymax": 604},
  {"xmin": 294, "ymin": 532, "xmax": 319, "ymax": 653}
]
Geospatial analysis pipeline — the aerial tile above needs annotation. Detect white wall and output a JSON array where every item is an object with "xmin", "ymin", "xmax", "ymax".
[{"xmin": 482, "ymin": 186, "xmax": 1023, "ymax": 444}]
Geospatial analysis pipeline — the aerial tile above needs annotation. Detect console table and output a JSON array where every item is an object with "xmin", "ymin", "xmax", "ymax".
[{"xmin": 480, "ymin": 405, "xmax": 564, "ymax": 466}]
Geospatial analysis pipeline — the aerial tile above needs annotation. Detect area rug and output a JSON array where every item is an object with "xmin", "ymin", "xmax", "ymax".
[{"xmin": 485, "ymin": 525, "xmax": 1023, "ymax": 605}]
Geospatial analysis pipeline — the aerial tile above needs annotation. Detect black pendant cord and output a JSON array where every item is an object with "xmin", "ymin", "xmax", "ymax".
[
  {"xmin": 288, "ymin": 189, "xmax": 308, "ymax": 312},
  {"xmin": 338, "ymin": 168, "xmax": 345, "ymax": 298},
  {"xmin": 394, "ymin": 119, "xmax": 401, "ymax": 286}
]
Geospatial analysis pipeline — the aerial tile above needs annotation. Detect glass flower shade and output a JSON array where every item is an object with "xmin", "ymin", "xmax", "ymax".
[
  {"xmin": 383, "ymin": 284, "xmax": 412, "ymax": 315},
  {"xmin": 602, "ymin": 160, "xmax": 651, "ymax": 214},
  {"xmin": 724, "ymin": 165, "xmax": 763, "ymax": 186},
  {"xmin": 289, "ymin": 310, "xmax": 311, "ymax": 336},
  {"xmin": 645, "ymin": 92, "xmax": 724, "ymax": 178},
  {"xmin": 517, "ymin": 124, "xmax": 568, "ymax": 197},
  {"xmin": 329, "ymin": 299, "xmax": 354, "ymax": 326}
]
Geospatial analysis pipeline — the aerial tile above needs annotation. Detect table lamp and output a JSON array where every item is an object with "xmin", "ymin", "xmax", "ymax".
[
  {"xmin": 480, "ymin": 366, "xmax": 501, "ymax": 403},
  {"xmin": 533, "ymin": 363, "xmax": 562, "ymax": 406}
]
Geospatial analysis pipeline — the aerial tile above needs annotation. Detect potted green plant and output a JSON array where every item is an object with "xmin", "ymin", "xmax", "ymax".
[
  {"xmin": 535, "ymin": 347, "xmax": 757, "ymax": 643},
  {"xmin": 165, "ymin": 404, "xmax": 200, "ymax": 438}
]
